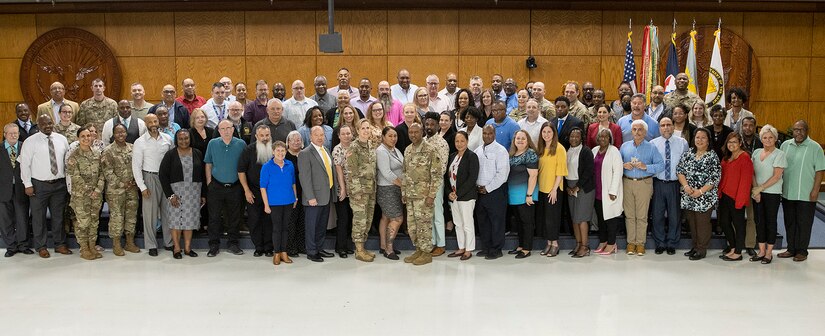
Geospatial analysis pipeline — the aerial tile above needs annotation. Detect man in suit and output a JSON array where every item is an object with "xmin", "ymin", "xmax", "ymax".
[
  {"xmin": 37, "ymin": 82, "xmax": 79, "ymax": 123},
  {"xmin": 550, "ymin": 96, "xmax": 585, "ymax": 150},
  {"xmin": 13, "ymin": 103, "xmax": 38, "ymax": 143},
  {"xmin": 298, "ymin": 126, "xmax": 337, "ymax": 262},
  {"xmin": 148, "ymin": 84, "xmax": 190, "ymax": 129},
  {"xmin": 1, "ymin": 123, "xmax": 33, "ymax": 257}
]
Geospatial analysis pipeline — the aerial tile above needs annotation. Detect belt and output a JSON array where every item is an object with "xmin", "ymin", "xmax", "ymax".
[
  {"xmin": 655, "ymin": 178, "xmax": 679, "ymax": 183},
  {"xmin": 34, "ymin": 178, "xmax": 64, "ymax": 184},
  {"xmin": 213, "ymin": 180, "xmax": 239, "ymax": 188},
  {"xmin": 142, "ymin": 170, "xmax": 158, "ymax": 175},
  {"xmin": 623, "ymin": 176, "xmax": 652, "ymax": 181}
]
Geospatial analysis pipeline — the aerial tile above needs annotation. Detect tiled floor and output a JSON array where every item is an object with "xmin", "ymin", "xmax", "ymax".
[{"xmin": 2, "ymin": 248, "xmax": 823, "ymax": 335}]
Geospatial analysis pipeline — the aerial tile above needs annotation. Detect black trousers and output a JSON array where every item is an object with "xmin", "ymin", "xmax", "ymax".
[
  {"xmin": 247, "ymin": 193, "xmax": 272, "ymax": 252},
  {"xmin": 304, "ymin": 203, "xmax": 330, "ymax": 256},
  {"xmin": 207, "ymin": 182, "xmax": 243, "ymax": 248},
  {"xmin": 595, "ymin": 200, "xmax": 619, "ymax": 245},
  {"xmin": 335, "ymin": 197, "xmax": 353, "ymax": 251},
  {"xmin": 754, "ymin": 193, "xmax": 781, "ymax": 245},
  {"xmin": 269, "ymin": 204, "xmax": 293, "ymax": 253},
  {"xmin": 782, "ymin": 198, "xmax": 816, "ymax": 256},
  {"xmin": 718, "ymin": 194, "xmax": 746, "ymax": 254},
  {"xmin": 511, "ymin": 204, "xmax": 535, "ymax": 250},
  {"xmin": 0, "ymin": 184, "xmax": 29, "ymax": 251},
  {"xmin": 30, "ymin": 179, "xmax": 67, "ymax": 250},
  {"xmin": 476, "ymin": 184, "xmax": 507, "ymax": 252},
  {"xmin": 538, "ymin": 189, "xmax": 563, "ymax": 241}
]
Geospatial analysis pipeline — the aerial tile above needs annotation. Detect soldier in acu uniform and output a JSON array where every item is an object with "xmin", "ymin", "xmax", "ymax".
[
  {"xmin": 65, "ymin": 126, "xmax": 105, "ymax": 260},
  {"xmin": 101, "ymin": 124, "xmax": 141, "ymax": 256},
  {"xmin": 663, "ymin": 73, "xmax": 701, "ymax": 111},
  {"xmin": 76, "ymin": 78, "xmax": 118, "ymax": 139},
  {"xmin": 346, "ymin": 119, "xmax": 377, "ymax": 262},
  {"xmin": 402, "ymin": 123, "xmax": 442, "ymax": 266}
]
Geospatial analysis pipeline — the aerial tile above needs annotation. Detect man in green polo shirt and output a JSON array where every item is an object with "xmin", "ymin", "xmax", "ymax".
[
  {"xmin": 204, "ymin": 120, "xmax": 248, "ymax": 257},
  {"xmin": 778, "ymin": 120, "xmax": 825, "ymax": 262}
]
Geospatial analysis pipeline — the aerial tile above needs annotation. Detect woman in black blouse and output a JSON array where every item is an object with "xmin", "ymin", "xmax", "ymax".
[
  {"xmin": 188, "ymin": 108, "xmax": 216, "ymax": 155},
  {"xmin": 704, "ymin": 105, "xmax": 733, "ymax": 160},
  {"xmin": 285, "ymin": 130, "xmax": 306, "ymax": 256},
  {"xmin": 445, "ymin": 131, "xmax": 479, "ymax": 260}
]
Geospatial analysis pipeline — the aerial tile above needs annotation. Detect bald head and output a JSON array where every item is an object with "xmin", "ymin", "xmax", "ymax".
[
  {"xmin": 310, "ymin": 125, "xmax": 325, "ymax": 147},
  {"xmin": 291, "ymin": 80, "xmax": 306, "ymax": 100}
]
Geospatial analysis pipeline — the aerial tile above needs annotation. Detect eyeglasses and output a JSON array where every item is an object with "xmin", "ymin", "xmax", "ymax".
[{"xmin": 163, "ymin": 90, "xmax": 175, "ymax": 94}]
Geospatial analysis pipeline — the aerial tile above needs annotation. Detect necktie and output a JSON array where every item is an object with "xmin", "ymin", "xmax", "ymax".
[
  {"xmin": 557, "ymin": 119, "xmax": 564, "ymax": 133},
  {"xmin": 48, "ymin": 136, "xmax": 58, "ymax": 175},
  {"xmin": 217, "ymin": 104, "xmax": 225, "ymax": 121},
  {"xmin": 320, "ymin": 147, "xmax": 333, "ymax": 188},
  {"xmin": 665, "ymin": 139, "xmax": 671, "ymax": 180},
  {"xmin": 122, "ymin": 117, "xmax": 129, "ymax": 129},
  {"xmin": 24, "ymin": 122, "xmax": 30, "ymax": 132},
  {"xmin": 9, "ymin": 145, "xmax": 16, "ymax": 169}
]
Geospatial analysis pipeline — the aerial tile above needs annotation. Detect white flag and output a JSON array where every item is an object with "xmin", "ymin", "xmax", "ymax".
[
  {"xmin": 704, "ymin": 29, "xmax": 725, "ymax": 108},
  {"xmin": 685, "ymin": 30, "xmax": 698, "ymax": 95}
]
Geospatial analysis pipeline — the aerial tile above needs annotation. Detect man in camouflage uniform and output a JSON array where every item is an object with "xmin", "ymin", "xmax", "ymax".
[
  {"xmin": 531, "ymin": 82, "xmax": 556, "ymax": 121},
  {"xmin": 66, "ymin": 127, "xmax": 105, "ymax": 260},
  {"xmin": 423, "ymin": 112, "xmax": 449, "ymax": 257},
  {"xmin": 664, "ymin": 73, "xmax": 701, "ymax": 111},
  {"xmin": 75, "ymin": 78, "xmax": 118, "ymax": 139},
  {"xmin": 346, "ymin": 120, "xmax": 377, "ymax": 262},
  {"xmin": 101, "ymin": 124, "xmax": 141, "ymax": 256},
  {"xmin": 564, "ymin": 81, "xmax": 594, "ymax": 125},
  {"xmin": 402, "ymin": 123, "xmax": 442, "ymax": 265}
]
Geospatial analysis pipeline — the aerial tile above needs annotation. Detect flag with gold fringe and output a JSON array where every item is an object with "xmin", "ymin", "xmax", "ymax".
[
  {"xmin": 639, "ymin": 24, "xmax": 659, "ymax": 102},
  {"xmin": 685, "ymin": 28, "xmax": 699, "ymax": 94},
  {"xmin": 663, "ymin": 32, "xmax": 679, "ymax": 94},
  {"xmin": 705, "ymin": 26, "xmax": 725, "ymax": 107},
  {"xmin": 622, "ymin": 31, "xmax": 638, "ymax": 94}
]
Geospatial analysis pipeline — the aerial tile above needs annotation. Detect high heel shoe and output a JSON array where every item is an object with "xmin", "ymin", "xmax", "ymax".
[
  {"xmin": 540, "ymin": 245, "xmax": 552, "ymax": 256},
  {"xmin": 515, "ymin": 250, "xmax": 531, "ymax": 259},
  {"xmin": 761, "ymin": 256, "xmax": 773, "ymax": 264},
  {"xmin": 273, "ymin": 253, "xmax": 281, "ymax": 265},
  {"xmin": 594, "ymin": 245, "xmax": 605, "ymax": 253},
  {"xmin": 597, "ymin": 246, "xmax": 616, "ymax": 255},
  {"xmin": 569, "ymin": 244, "xmax": 580, "ymax": 256},
  {"xmin": 280, "ymin": 252, "xmax": 293, "ymax": 264},
  {"xmin": 548, "ymin": 245, "xmax": 559, "ymax": 257},
  {"xmin": 508, "ymin": 247, "xmax": 521, "ymax": 255},
  {"xmin": 572, "ymin": 247, "xmax": 591, "ymax": 258}
]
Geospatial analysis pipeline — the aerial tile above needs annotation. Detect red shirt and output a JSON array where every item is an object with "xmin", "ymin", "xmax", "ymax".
[
  {"xmin": 176, "ymin": 95, "xmax": 206, "ymax": 114},
  {"xmin": 719, "ymin": 152, "xmax": 753, "ymax": 209}
]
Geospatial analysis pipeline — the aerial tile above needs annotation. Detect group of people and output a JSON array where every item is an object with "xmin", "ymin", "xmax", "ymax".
[{"xmin": 1, "ymin": 70, "xmax": 823, "ymax": 268}]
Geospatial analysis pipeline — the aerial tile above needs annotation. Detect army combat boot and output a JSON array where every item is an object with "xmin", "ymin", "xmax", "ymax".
[
  {"xmin": 404, "ymin": 249, "xmax": 423, "ymax": 263},
  {"xmin": 112, "ymin": 236, "xmax": 125, "ymax": 256},
  {"xmin": 79, "ymin": 241, "xmax": 95, "ymax": 261},
  {"xmin": 354, "ymin": 243, "xmax": 374, "ymax": 262},
  {"xmin": 90, "ymin": 239, "xmax": 102, "ymax": 259},
  {"xmin": 413, "ymin": 251, "xmax": 432, "ymax": 265},
  {"xmin": 124, "ymin": 233, "xmax": 141, "ymax": 253}
]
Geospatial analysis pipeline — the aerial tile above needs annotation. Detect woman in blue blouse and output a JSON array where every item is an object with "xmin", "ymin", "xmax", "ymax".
[
  {"xmin": 507, "ymin": 130, "xmax": 539, "ymax": 258},
  {"xmin": 260, "ymin": 141, "xmax": 298, "ymax": 267}
]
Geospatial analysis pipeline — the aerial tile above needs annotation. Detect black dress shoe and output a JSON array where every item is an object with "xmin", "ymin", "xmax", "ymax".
[
  {"xmin": 253, "ymin": 250, "xmax": 263, "ymax": 257},
  {"xmin": 684, "ymin": 249, "xmax": 696, "ymax": 257},
  {"xmin": 746, "ymin": 248, "xmax": 756, "ymax": 257},
  {"xmin": 393, "ymin": 249, "xmax": 400, "ymax": 255},
  {"xmin": 228, "ymin": 246, "xmax": 244, "ymax": 255},
  {"xmin": 306, "ymin": 254, "xmax": 324, "ymax": 262},
  {"xmin": 5, "ymin": 250, "xmax": 17, "ymax": 257},
  {"xmin": 476, "ymin": 250, "xmax": 487, "ymax": 257},
  {"xmin": 654, "ymin": 247, "xmax": 665, "ymax": 255},
  {"xmin": 148, "ymin": 248, "xmax": 158, "ymax": 257},
  {"xmin": 337, "ymin": 251, "xmax": 348, "ymax": 258},
  {"xmin": 207, "ymin": 247, "xmax": 219, "ymax": 257},
  {"xmin": 346, "ymin": 249, "xmax": 355, "ymax": 254},
  {"xmin": 515, "ymin": 251, "xmax": 531, "ymax": 259},
  {"xmin": 264, "ymin": 251, "xmax": 274, "ymax": 257},
  {"xmin": 164, "ymin": 246, "xmax": 174, "ymax": 251},
  {"xmin": 185, "ymin": 250, "xmax": 198, "ymax": 257},
  {"xmin": 508, "ymin": 248, "xmax": 520, "ymax": 255},
  {"xmin": 666, "ymin": 248, "xmax": 676, "ymax": 255},
  {"xmin": 384, "ymin": 252, "xmax": 399, "ymax": 260},
  {"xmin": 173, "ymin": 251, "xmax": 182, "ymax": 259},
  {"xmin": 20, "ymin": 248, "xmax": 34, "ymax": 255},
  {"xmin": 318, "ymin": 250, "xmax": 334, "ymax": 258},
  {"xmin": 485, "ymin": 251, "xmax": 502, "ymax": 260},
  {"xmin": 722, "ymin": 255, "xmax": 743, "ymax": 261},
  {"xmin": 749, "ymin": 255, "xmax": 764, "ymax": 262},
  {"xmin": 689, "ymin": 253, "xmax": 706, "ymax": 261}
]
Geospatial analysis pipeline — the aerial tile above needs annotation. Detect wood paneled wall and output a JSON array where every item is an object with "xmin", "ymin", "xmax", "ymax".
[{"xmin": 1, "ymin": 10, "xmax": 823, "ymax": 142}]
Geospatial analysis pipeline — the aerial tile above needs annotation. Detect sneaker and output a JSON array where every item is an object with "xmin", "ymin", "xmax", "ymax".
[
  {"xmin": 207, "ymin": 247, "xmax": 219, "ymax": 257},
  {"xmin": 626, "ymin": 244, "xmax": 636, "ymax": 255},
  {"xmin": 228, "ymin": 246, "xmax": 244, "ymax": 255},
  {"xmin": 636, "ymin": 246, "xmax": 646, "ymax": 256}
]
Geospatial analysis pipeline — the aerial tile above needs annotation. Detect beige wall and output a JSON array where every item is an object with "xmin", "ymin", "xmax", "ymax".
[{"xmin": 1, "ymin": 10, "xmax": 823, "ymax": 142}]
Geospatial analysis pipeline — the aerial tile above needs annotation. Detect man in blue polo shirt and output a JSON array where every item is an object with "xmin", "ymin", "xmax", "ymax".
[
  {"xmin": 204, "ymin": 120, "xmax": 247, "ymax": 257},
  {"xmin": 485, "ymin": 101, "xmax": 519, "ymax": 148},
  {"xmin": 618, "ymin": 94, "xmax": 660, "ymax": 143}
]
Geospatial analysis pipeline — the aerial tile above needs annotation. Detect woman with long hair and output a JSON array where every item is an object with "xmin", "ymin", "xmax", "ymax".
[
  {"xmin": 676, "ymin": 128, "xmax": 721, "ymax": 260},
  {"xmin": 375, "ymin": 125, "xmax": 405, "ymax": 260},
  {"xmin": 536, "ymin": 122, "xmax": 568, "ymax": 256},
  {"xmin": 507, "ymin": 130, "xmax": 538, "ymax": 258},
  {"xmin": 718, "ymin": 132, "xmax": 754, "ymax": 261}
]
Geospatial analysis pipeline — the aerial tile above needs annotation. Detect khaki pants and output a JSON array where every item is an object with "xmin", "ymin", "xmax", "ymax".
[
  {"xmin": 622, "ymin": 178, "xmax": 653, "ymax": 245},
  {"xmin": 745, "ymin": 203, "xmax": 756, "ymax": 248}
]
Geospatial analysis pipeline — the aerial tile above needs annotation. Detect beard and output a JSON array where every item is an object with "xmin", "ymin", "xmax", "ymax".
[
  {"xmin": 380, "ymin": 93, "xmax": 392, "ymax": 107},
  {"xmin": 256, "ymin": 140, "xmax": 273, "ymax": 164}
]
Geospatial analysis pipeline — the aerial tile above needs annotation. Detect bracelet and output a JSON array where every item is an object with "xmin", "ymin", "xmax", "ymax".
[
  {"xmin": 168, "ymin": 194, "xmax": 177, "ymax": 200},
  {"xmin": 526, "ymin": 194, "xmax": 533, "ymax": 197}
]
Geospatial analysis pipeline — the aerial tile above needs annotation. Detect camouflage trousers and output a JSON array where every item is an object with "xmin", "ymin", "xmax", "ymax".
[
  {"xmin": 70, "ymin": 196, "xmax": 102, "ymax": 242},
  {"xmin": 350, "ymin": 192, "xmax": 375, "ymax": 244},
  {"xmin": 406, "ymin": 198, "xmax": 433, "ymax": 252},
  {"xmin": 107, "ymin": 189, "xmax": 139, "ymax": 237}
]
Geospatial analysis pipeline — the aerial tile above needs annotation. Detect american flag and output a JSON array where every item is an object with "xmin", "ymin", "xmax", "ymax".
[{"xmin": 623, "ymin": 33, "xmax": 638, "ymax": 94}]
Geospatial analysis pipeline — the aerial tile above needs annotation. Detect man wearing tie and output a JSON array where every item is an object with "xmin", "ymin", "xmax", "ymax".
[
  {"xmin": 13, "ymin": 103, "xmax": 39, "ymax": 143},
  {"xmin": 1, "ymin": 124, "xmax": 34, "ymax": 257},
  {"xmin": 18, "ymin": 114, "xmax": 72, "ymax": 258},
  {"xmin": 549, "ymin": 96, "xmax": 585, "ymax": 150},
  {"xmin": 298, "ymin": 126, "xmax": 338, "ymax": 262},
  {"xmin": 650, "ymin": 117, "xmax": 688, "ymax": 255}
]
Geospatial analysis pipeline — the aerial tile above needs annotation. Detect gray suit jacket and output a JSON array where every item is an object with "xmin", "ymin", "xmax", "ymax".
[{"xmin": 297, "ymin": 144, "xmax": 337, "ymax": 206}]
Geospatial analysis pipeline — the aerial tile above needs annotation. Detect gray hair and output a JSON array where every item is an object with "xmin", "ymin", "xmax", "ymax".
[
  {"xmin": 631, "ymin": 119, "xmax": 648, "ymax": 132},
  {"xmin": 286, "ymin": 130, "xmax": 302, "ymax": 146},
  {"xmin": 759, "ymin": 124, "xmax": 778, "ymax": 140},
  {"xmin": 631, "ymin": 93, "xmax": 646, "ymax": 104}
]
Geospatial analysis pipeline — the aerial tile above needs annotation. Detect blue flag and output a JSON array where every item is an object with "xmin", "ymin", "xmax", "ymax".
[{"xmin": 664, "ymin": 33, "xmax": 679, "ymax": 94}]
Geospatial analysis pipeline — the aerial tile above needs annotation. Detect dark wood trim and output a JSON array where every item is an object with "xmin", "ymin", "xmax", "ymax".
[{"xmin": 0, "ymin": 0, "xmax": 823, "ymax": 13}]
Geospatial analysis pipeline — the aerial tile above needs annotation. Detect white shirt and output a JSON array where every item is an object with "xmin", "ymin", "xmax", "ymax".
[
  {"xmin": 283, "ymin": 97, "xmax": 319, "ymax": 127},
  {"xmin": 428, "ymin": 95, "xmax": 450, "ymax": 113},
  {"xmin": 18, "ymin": 132, "xmax": 69, "ymax": 187},
  {"xmin": 200, "ymin": 99, "xmax": 229, "ymax": 129},
  {"xmin": 390, "ymin": 83, "xmax": 419, "ymax": 105},
  {"xmin": 132, "ymin": 132, "xmax": 173, "ymax": 192},
  {"xmin": 101, "ymin": 116, "xmax": 147, "ymax": 146},
  {"xmin": 461, "ymin": 125, "xmax": 484, "ymax": 152},
  {"xmin": 438, "ymin": 88, "xmax": 459, "ymax": 110},
  {"xmin": 473, "ymin": 140, "xmax": 510, "ymax": 192},
  {"xmin": 206, "ymin": 95, "xmax": 236, "ymax": 105},
  {"xmin": 328, "ymin": 86, "xmax": 357, "ymax": 98},
  {"xmin": 518, "ymin": 115, "xmax": 549, "ymax": 146}
]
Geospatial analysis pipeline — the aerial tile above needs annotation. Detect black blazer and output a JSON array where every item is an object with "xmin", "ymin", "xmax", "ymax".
[
  {"xmin": 14, "ymin": 120, "xmax": 39, "ymax": 143},
  {"xmin": 232, "ymin": 118, "xmax": 253, "ymax": 144},
  {"xmin": 566, "ymin": 145, "xmax": 595, "ymax": 193},
  {"xmin": 0, "ymin": 143, "xmax": 23, "ymax": 202},
  {"xmin": 189, "ymin": 127, "xmax": 216, "ymax": 156},
  {"xmin": 443, "ymin": 150, "xmax": 479, "ymax": 201},
  {"xmin": 680, "ymin": 122, "xmax": 698, "ymax": 149},
  {"xmin": 149, "ymin": 102, "xmax": 191, "ymax": 130},
  {"xmin": 550, "ymin": 115, "xmax": 585, "ymax": 149},
  {"xmin": 158, "ymin": 148, "xmax": 207, "ymax": 198}
]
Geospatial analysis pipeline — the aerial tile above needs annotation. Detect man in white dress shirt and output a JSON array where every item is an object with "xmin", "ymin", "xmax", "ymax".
[
  {"xmin": 200, "ymin": 82, "xmax": 230, "ymax": 129},
  {"xmin": 473, "ymin": 125, "xmax": 510, "ymax": 260},
  {"xmin": 18, "ymin": 114, "xmax": 72, "ymax": 258},
  {"xmin": 391, "ymin": 69, "xmax": 419, "ymax": 104},
  {"xmin": 282, "ymin": 80, "xmax": 318, "ymax": 127},
  {"xmin": 132, "ymin": 114, "xmax": 174, "ymax": 256},
  {"xmin": 426, "ymin": 74, "xmax": 450, "ymax": 113},
  {"xmin": 518, "ymin": 99, "xmax": 548, "ymax": 145}
]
